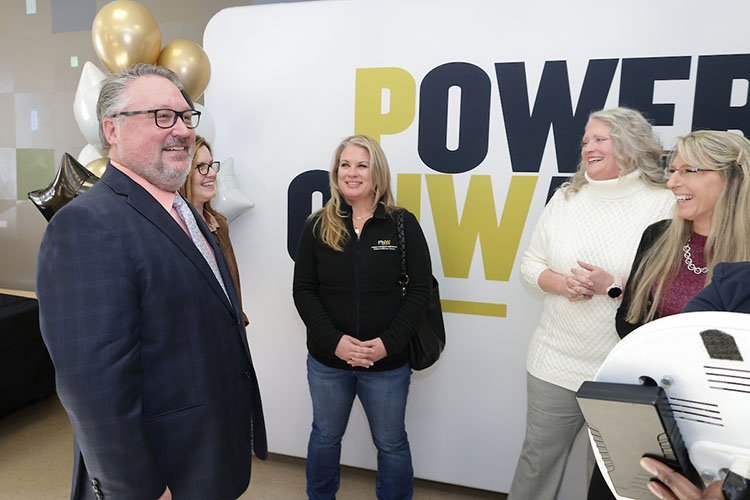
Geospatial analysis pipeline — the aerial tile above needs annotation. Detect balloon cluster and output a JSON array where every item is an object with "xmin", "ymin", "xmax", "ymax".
[
  {"xmin": 30, "ymin": 0, "xmax": 254, "ymax": 221},
  {"xmin": 30, "ymin": 0, "xmax": 246, "ymax": 220},
  {"xmin": 92, "ymin": 1, "xmax": 211, "ymax": 99},
  {"xmin": 77, "ymin": 0, "xmax": 215, "ymax": 166},
  {"xmin": 73, "ymin": 0, "xmax": 214, "ymax": 190}
]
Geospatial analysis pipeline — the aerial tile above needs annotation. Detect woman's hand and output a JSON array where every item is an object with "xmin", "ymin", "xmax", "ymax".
[
  {"xmin": 573, "ymin": 260, "xmax": 615, "ymax": 296},
  {"xmin": 538, "ymin": 269, "xmax": 593, "ymax": 301},
  {"xmin": 640, "ymin": 457, "xmax": 725, "ymax": 500},
  {"xmin": 360, "ymin": 337, "xmax": 387, "ymax": 365},
  {"xmin": 564, "ymin": 274, "xmax": 595, "ymax": 302},
  {"xmin": 335, "ymin": 334, "xmax": 376, "ymax": 367}
]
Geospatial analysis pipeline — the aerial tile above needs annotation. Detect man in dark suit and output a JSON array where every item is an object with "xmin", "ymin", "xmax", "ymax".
[
  {"xmin": 37, "ymin": 63, "xmax": 266, "ymax": 500},
  {"xmin": 683, "ymin": 262, "xmax": 750, "ymax": 313}
]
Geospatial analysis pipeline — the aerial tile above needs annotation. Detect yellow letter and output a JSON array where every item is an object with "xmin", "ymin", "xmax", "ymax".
[
  {"xmin": 396, "ymin": 173, "xmax": 422, "ymax": 220},
  {"xmin": 426, "ymin": 174, "xmax": 537, "ymax": 281},
  {"xmin": 355, "ymin": 68, "xmax": 416, "ymax": 143}
]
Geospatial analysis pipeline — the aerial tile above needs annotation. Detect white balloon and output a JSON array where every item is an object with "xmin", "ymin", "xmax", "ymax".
[
  {"xmin": 193, "ymin": 103, "xmax": 215, "ymax": 145},
  {"xmin": 73, "ymin": 62, "xmax": 107, "ymax": 147},
  {"xmin": 212, "ymin": 157, "xmax": 254, "ymax": 222},
  {"xmin": 77, "ymin": 143, "xmax": 107, "ymax": 166}
]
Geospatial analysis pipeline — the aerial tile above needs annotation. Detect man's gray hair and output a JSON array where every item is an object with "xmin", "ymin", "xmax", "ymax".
[{"xmin": 96, "ymin": 63, "xmax": 184, "ymax": 149}]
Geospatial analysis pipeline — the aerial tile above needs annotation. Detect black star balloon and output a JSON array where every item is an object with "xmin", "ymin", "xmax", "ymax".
[{"xmin": 28, "ymin": 153, "xmax": 100, "ymax": 222}]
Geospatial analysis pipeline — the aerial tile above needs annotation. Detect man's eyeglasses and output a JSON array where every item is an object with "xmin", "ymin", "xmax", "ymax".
[
  {"xmin": 112, "ymin": 108, "xmax": 201, "ymax": 129},
  {"xmin": 663, "ymin": 166, "xmax": 716, "ymax": 179},
  {"xmin": 196, "ymin": 161, "xmax": 220, "ymax": 175}
]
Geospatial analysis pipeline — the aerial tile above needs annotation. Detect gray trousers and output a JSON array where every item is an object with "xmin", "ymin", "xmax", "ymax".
[{"xmin": 508, "ymin": 372, "xmax": 595, "ymax": 500}]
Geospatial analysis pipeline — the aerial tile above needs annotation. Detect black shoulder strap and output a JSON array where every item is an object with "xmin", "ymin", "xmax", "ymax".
[{"xmin": 396, "ymin": 209, "xmax": 408, "ymax": 294}]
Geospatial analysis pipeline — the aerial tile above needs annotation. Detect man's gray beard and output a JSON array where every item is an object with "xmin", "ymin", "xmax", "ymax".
[{"xmin": 142, "ymin": 155, "xmax": 192, "ymax": 192}]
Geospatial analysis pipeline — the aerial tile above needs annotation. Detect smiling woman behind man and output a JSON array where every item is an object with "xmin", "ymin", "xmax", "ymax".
[{"xmin": 179, "ymin": 136, "xmax": 249, "ymax": 325}]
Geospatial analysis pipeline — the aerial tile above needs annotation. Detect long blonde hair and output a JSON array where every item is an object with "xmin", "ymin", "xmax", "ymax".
[
  {"xmin": 315, "ymin": 135, "xmax": 397, "ymax": 251},
  {"xmin": 626, "ymin": 130, "xmax": 750, "ymax": 324},
  {"xmin": 561, "ymin": 107, "xmax": 666, "ymax": 198}
]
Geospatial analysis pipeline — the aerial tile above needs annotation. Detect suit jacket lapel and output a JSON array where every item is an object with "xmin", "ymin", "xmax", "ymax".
[
  {"xmin": 190, "ymin": 201, "xmax": 244, "ymax": 317},
  {"xmin": 101, "ymin": 166, "xmax": 235, "ymax": 315},
  {"xmin": 191, "ymin": 205, "xmax": 252, "ymax": 361}
]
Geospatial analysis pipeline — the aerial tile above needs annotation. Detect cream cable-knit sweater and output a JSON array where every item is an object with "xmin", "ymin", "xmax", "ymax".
[{"xmin": 520, "ymin": 170, "xmax": 675, "ymax": 391}]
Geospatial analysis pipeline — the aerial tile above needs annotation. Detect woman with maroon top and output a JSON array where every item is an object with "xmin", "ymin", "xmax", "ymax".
[
  {"xmin": 615, "ymin": 130, "xmax": 750, "ymax": 338},
  {"xmin": 588, "ymin": 130, "xmax": 750, "ymax": 500}
]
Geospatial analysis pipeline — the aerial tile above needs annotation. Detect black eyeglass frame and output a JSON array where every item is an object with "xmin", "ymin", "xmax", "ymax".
[
  {"xmin": 195, "ymin": 161, "xmax": 221, "ymax": 175},
  {"xmin": 111, "ymin": 108, "xmax": 202, "ymax": 129}
]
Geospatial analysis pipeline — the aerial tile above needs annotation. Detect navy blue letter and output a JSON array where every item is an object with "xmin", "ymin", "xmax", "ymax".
[
  {"xmin": 287, "ymin": 170, "xmax": 330, "ymax": 260},
  {"xmin": 418, "ymin": 62, "xmax": 491, "ymax": 174},
  {"xmin": 619, "ymin": 56, "xmax": 691, "ymax": 125},
  {"xmin": 692, "ymin": 54, "xmax": 750, "ymax": 136},
  {"xmin": 496, "ymin": 59, "xmax": 618, "ymax": 173}
]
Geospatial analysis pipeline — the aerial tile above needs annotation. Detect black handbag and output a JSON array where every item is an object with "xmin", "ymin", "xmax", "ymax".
[{"xmin": 396, "ymin": 210, "xmax": 446, "ymax": 370}]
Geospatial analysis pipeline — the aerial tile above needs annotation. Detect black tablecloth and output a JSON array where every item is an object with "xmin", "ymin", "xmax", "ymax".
[{"xmin": 0, "ymin": 293, "xmax": 55, "ymax": 417}]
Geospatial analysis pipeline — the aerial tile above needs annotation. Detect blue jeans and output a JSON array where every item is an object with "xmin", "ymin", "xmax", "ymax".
[{"xmin": 306, "ymin": 354, "xmax": 413, "ymax": 500}]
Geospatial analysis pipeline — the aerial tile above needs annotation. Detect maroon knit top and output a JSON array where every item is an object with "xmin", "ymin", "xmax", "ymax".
[{"xmin": 653, "ymin": 232, "xmax": 708, "ymax": 317}]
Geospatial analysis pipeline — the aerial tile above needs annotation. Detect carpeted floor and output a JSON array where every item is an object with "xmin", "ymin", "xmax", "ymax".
[{"xmin": 0, "ymin": 395, "xmax": 505, "ymax": 500}]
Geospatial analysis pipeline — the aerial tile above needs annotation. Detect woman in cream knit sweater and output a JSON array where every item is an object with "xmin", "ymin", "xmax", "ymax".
[{"xmin": 507, "ymin": 107, "xmax": 675, "ymax": 500}]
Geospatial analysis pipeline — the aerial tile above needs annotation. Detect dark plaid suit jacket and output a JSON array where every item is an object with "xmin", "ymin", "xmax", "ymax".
[
  {"xmin": 684, "ymin": 261, "xmax": 750, "ymax": 313},
  {"xmin": 37, "ymin": 165, "xmax": 267, "ymax": 500}
]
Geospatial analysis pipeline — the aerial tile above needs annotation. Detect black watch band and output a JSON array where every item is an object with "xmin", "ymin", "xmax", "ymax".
[{"xmin": 606, "ymin": 277, "xmax": 623, "ymax": 299}]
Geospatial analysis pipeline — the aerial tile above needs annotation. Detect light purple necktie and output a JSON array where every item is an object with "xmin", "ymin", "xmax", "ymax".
[{"xmin": 172, "ymin": 195, "xmax": 229, "ymax": 301}]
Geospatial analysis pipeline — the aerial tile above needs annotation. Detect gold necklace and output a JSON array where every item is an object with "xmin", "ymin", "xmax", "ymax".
[{"xmin": 353, "ymin": 212, "xmax": 372, "ymax": 220}]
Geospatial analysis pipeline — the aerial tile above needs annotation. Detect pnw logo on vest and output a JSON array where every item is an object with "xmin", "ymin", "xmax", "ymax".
[{"xmin": 371, "ymin": 239, "xmax": 397, "ymax": 251}]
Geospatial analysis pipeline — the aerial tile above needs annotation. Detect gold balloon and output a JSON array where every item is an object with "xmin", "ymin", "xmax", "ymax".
[
  {"xmin": 157, "ymin": 39, "xmax": 212, "ymax": 100},
  {"xmin": 92, "ymin": 0, "xmax": 161, "ymax": 73},
  {"xmin": 85, "ymin": 158, "xmax": 109, "ymax": 178}
]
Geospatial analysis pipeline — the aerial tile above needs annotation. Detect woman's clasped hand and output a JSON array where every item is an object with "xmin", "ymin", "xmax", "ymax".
[{"xmin": 334, "ymin": 334, "xmax": 386, "ymax": 367}]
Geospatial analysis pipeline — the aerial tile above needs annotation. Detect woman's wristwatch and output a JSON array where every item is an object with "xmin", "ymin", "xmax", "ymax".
[{"xmin": 606, "ymin": 277, "xmax": 623, "ymax": 299}]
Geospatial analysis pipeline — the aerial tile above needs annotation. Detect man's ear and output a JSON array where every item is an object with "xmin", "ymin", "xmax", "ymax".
[{"xmin": 102, "ymin": 118, "xmax": 118, "ymax": 146}]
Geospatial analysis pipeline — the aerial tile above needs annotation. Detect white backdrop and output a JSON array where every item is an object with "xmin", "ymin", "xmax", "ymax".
[{"xmin": 203, "ymin": 0, "xmax": 750, "ymax": 495}]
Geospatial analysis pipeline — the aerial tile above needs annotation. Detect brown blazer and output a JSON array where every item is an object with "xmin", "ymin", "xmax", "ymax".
[{"xmin": 205, "ymin": 210, "xmax": 249, "ymax": 326}]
